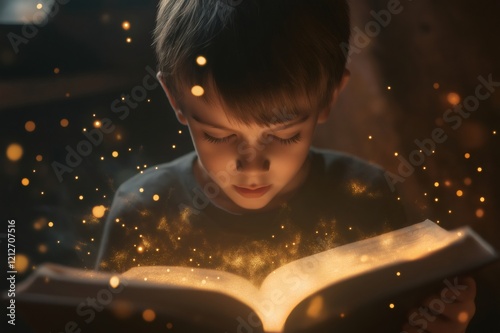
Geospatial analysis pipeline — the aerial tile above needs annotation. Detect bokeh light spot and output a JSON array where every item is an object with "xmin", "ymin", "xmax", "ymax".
[
  {"xmin": 25, "ymin": 121, "xmax": 36, "ymax": 132},
  {"xmin": 447, "ymin": 92, "xmax": 461, "ymax": 106},
  {"xmin": 191, "ymin": 85, "xmax": 204, "ymax": 97},
  {"xmin": 92, "ymin": 205, "xmax": 106, "ymax": 218},
  {"xmin": 142, "ymin": 309, "xmax": 156, "ymax": 322},
  {"xmin": 6, "ymin": 143, "xmax": 23, "ymax": 161}
]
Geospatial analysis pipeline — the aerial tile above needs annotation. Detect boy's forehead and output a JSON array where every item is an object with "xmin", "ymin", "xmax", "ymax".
[{"xmin": 181, "ymin": 88, "xmax": 316, "ymax": 127}]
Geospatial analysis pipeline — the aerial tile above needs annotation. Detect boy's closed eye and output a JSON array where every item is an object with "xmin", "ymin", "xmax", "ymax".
[{"xmin": 202, "ymin": 132, "xmax": 302, "ymax": 145}]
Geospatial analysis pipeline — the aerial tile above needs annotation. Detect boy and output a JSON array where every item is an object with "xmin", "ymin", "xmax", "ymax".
[{"xmin": 95, "ymin": 1, "xmax": 475, "ymax": 332}]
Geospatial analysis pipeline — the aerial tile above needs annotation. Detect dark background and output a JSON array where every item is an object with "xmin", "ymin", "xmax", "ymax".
[{"xmin": 1, "ymin": 0, "xmax": 499, "ymax": 332}]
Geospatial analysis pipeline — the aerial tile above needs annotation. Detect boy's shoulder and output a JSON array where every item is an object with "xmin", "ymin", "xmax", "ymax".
[
  {"xmin": 113, "ymin": 151, "xmax": 197, "ymax": 207},
  {"xmin": 310, "ymin": 147, "xmax": 387, "ymax": 186}
]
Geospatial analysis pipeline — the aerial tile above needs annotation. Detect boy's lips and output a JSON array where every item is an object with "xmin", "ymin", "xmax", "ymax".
[{"xmin": 233, "ymin": 185, "xmax": 272, "ymax": 198}]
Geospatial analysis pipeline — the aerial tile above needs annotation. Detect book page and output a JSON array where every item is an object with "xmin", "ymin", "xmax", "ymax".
[{"xmin": 253, "ymin": 220, "xmax": 467, "ymax": 332}]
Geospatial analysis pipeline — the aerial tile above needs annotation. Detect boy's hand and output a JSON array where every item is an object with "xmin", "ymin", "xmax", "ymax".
[{"xmin": 401, "ymin": 276, "xmax": 476, "ymax": 333}]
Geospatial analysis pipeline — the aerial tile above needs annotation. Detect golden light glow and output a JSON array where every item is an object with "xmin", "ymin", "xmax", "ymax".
[
  {"xmin": 477, "ymin": 167, "xmax": 483, "ymax": 172},
  {"xmin": 6, "ymin": 143, "xmax": 23, "ymax": 161},
  {"xmin": 172, "ymin": 144, "xmax": 176, "ymax": 149},
  {"xmin": 112, "ymin": 151, "xmax": 119, "ymax": 158},
  {"xmin": 54, "ymin": 67, "xmax": 60, "ymax": 74},
  {"xmin": 21, "ymin": 178, "xmax": 30, "ymax": 186},
  {"xmin": 166, "ymin": 323, "xmax": 173, "ymax": 329},
  {"xmin": 191, "ymin": 85, "xmax": 204, "ymax": 97},
  {"xmin": 394, "ymin": 152, "xmax": 398, "ymax": 156},
  {"xmin": 434, "ymin": 198, "xmax": 439, "ymax": 202},
  {"xmin": 36, "ymin": 3, "xmax": 43, "ymax": 9},
  {"xmin": 389, "ymin": 303, "xmax": 395, "ymax": 309},
  {"xmin": 122, "ymin": 21, "xmax": 131, "ymax": 30},
  {"xmin": 142, "ymin": 309, "xmax": 156, "ymax": 322},
  {"xmin": 368, "ymin": 135, "xmax": 373, "ymax": 140},
  {"xmin": 196, "ymin": 56, "xmax": 207, "ymax": 66},
  {"xmin": 480, "ymin": 197, "xmax": 485, "ymax": 203},
  {"xmin": 433, "ymin": 83, "xmax": 440, "ymax": 89},
  {"xmin": 92, "ymin": 205, "xmax": 106, "ymax": 218},
  {"xmin": 94, "ymin": 120, "xmax": 102, "ymax": 128},
  {"xmin": 79, "ymin": 195, "xmax": 84, "ymax": 200},
  {"xmin": 126, "ymin": 37, "xmax": 132, "ymax": 43},
  {"xmin": 447, "ymin": 92, "xmax": 461, "ymax": 106},
  {"xmin": 476, "ymin": 208, "xmax": 484, "ymax": 218},
  {"xmin": 456, "ymin": 190, "xmax": 463, "ymax": 197},
  {"xmin": 109, "ymin": 276, "xmax": 120, "ymax": 288},
  {"xmin": 387, "ymin": 86, "xmax": 391, "ymax": 90},
  {"xmin": 25, "ymin": 121, "xmax": 36, "ymax": 132},
  {"xmin": 60, "ymin": 118, "xmax": 69, "ymax": 127},
  {"xmin": 48, "ymin": 221, "xmax": 54, "ymax": 228},
  {"xmin": 396, "ymin": 271, "xmax": 401, "ymax": 276},
  {"xmin": 434, "ymin": 182, "xmax": 439, "ymax": 187},
  {"xmin": 464, "ymin": 177, "xmax": 472, "ymax": 186},
  {"xmin": 464, "ymin": 153, "xmax": 470, "ymax": 159},
  {"xmin": 36, "ymin": 154, "xmax": 43, "ymax": 161},
  {"xmin": 137, "ymin": 246, "xmax": 144, "ymax": 253},
  {"xmin": 153, "ymin": 194, "xmax": 160, "ymax": 201},
  {"xmin": 139, "ymin": 188, "xmax": 144, "ymax": 193}
]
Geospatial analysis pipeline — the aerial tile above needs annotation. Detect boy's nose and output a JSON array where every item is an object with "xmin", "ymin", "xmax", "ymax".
[{"xmin": 236, "ymin": 156, "xmax": 270, "ymax": 173}]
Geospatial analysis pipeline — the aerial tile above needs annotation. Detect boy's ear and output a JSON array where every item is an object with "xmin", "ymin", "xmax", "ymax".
[
  {"xmin": 316, "ymin": 69, "xmax": 350, "ymax": 124},
  {"xmin": 157, "ymin": 72, "xmax": 188, "ymax": 125}
]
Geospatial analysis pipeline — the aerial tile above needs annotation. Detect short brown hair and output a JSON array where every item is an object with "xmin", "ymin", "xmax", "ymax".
[{"xmin": 154, "ymin": 0, "xmax": 350, "ymax": 125}]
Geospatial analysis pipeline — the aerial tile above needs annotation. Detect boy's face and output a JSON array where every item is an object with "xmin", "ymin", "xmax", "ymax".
[{"xmin": 159, "ymin": 75, "xmax": 348, "ymax": 213}]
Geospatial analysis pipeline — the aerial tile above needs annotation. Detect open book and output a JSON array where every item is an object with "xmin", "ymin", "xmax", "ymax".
[{"xmin": 12, "ymin": 220, "xmax": 498, "ymax": 333}]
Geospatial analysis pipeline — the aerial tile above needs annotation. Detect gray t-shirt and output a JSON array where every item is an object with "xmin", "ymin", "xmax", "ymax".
[{"xmin": 95, "ymin": 147, "xmax": 407, "ymax": 285}]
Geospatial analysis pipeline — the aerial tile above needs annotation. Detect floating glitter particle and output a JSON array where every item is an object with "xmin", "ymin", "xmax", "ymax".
[
  {"xmin": 60, "ymin": 118, "xmax": 69, "ymax": 127},
  {"xmin": 21, "ymin": 178, "xmax": 30, "ymax": 186},
  {"xmin": 92, "ymin": 205, "xmax": 106, "ymax": 218},
  {"xmin": 122, "ymin": 21, "xmax": 131, "ymax": 30}
]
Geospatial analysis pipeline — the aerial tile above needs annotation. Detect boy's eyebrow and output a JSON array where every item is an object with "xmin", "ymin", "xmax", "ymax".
[{"xmin": 191, "ymin": 113, "xmax": 310, "ymax": 131}]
